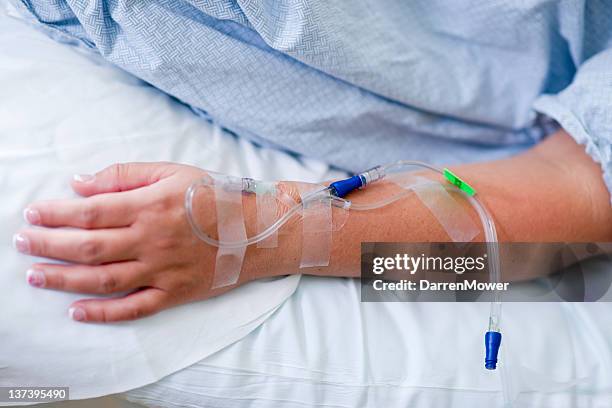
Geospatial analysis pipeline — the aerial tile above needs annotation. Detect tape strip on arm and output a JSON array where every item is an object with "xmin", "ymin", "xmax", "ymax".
[
  {"xmin": 388, "ymin": 173, "xmax": 480, "ymax": 242},
  {"xmin": 296, "ymin": 183, "xmax": 332, "ymax": 268},
  {"xmin": 211, "ymin": 174, "xmax": 248, "ymax": 289}
]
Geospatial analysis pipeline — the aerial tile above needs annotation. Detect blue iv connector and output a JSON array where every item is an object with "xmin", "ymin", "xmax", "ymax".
[
  {"xmin": 329, "ymin": 175, "xmax": 363, "ymax": 198},
  {"xmin": 485, "ymin": 331, "xmax": 502, "ymax": 370},
  {"xmin": 329, "ymin": 166, "xmax": 386, "ymax": 198}
]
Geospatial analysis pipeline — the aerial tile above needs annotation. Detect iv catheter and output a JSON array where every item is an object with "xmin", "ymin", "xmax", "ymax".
[{"xmin": 185, "ymin": 160, "xmax": 503, "ymax": 370}]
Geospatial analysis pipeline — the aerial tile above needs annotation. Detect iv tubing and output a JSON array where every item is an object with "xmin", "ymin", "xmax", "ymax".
[{"xmin": 185, "ymin": 160, "xmax": 502, "ymax": 369}]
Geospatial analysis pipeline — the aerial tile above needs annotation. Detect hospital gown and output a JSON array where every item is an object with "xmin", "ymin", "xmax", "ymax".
[{"xmin": 12, "ymin": 0, "xmax": 612, "ymax": 201}]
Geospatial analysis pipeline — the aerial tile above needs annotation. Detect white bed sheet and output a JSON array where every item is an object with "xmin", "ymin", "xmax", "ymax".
[
  {"xmin": 2, "ymin": 4, "xmax": 612, "ymax": 407},
  {"xmin": 128, "ymin": 277, "xmax": 612, "ymax": 408}
]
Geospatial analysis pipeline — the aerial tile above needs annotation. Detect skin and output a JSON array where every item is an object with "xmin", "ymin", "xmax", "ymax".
[{"xmin": 13, "ymin": 130, "xmax": 612, "ymax": 322}]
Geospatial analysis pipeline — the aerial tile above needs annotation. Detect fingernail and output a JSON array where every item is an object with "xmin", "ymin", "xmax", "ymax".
[
  {"xmin": 68, "ymin": 307, "xmax": 86, "ymax": 322},
  {"xmin": 73, "ymin": 174, "xmax": 95, "ymax": 183},
  {"xmin": 12, "ymin": 233, "xmax": 30, "ymax": 254},
  {"xmin": 23, "ymin": 208, "xmax": 41, "ymax": 225},
  {"xmin": 26, "ymin": 268, "xmax": 45, "ymax": 288}
]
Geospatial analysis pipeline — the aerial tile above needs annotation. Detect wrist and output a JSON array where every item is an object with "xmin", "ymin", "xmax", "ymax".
[{"xmin": 241, "ymin": 180, "xmax": 303, "ymax": 282}]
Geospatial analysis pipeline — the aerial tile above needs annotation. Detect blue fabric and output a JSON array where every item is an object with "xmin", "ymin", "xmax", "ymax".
[{"xmin": 13, "ymin": 0, "xmax": 612, "ymax": 199}]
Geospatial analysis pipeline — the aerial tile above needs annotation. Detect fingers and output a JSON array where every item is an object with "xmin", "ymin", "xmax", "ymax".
[
  {"xmin": 68, "ymin": 288, "xmax": 171, "ymax": 323},
  {"xmin": 24, "ymin": 192, "xmax": 139, "ymax": 229},
  {"xmin": 27, "ymin": 261, "xmax": 149, "ymax": 295},
  {"xmin": 72, "ymin": 162, "xmax": 177, "ymax": 197},
  {"xmin": 14, "ymin": 227, "xmax": 140, "ymax": 264}
]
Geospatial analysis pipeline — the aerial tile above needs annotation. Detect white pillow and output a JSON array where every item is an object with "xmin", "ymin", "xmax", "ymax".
[{"xmin": 0, "ymin": 7, "xmax": 339, "ymax": 399}]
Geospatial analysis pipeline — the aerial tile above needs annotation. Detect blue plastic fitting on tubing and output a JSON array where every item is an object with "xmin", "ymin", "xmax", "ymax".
[
  {"xmin": 329, "ymin": 175, "xmax": 364, "ymax": 198},
  {"xmin": 485, "ymin": 331, "xmax": 502, "ymax": 370}
]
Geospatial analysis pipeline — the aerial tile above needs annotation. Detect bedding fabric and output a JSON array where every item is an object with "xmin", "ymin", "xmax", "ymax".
[
  {"xmin": 10, "ymin": 0, "xmax": 612, "ymax": 202},
  {"xmin": 0, "ymin": 7, "xmax": 340, "ymax": 400},
  {"xmin": 126, "ymin": 276, "xmax": 612, "ymax": 407}
]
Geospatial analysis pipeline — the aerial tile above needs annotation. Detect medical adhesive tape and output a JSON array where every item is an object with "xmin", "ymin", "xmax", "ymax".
[
  {"xmin": 255, "ymin": 180, "xmax": 280, "ymax": 249},
  {"xmin": 388, "ymin": 173, "xmax": 480, "ymax": 242},
  {"xmin": 211, "ymin": 173, "xmax": 247, "ymax": 289},
  {"xmin": 296, "ymin": 182, "xmax": 332, "ymax": 268}
]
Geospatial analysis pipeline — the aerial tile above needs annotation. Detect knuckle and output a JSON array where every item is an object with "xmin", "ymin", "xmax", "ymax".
[
  {"xmin": 130, "ymin": 224, "xmax": 148, "ymax": 243},
  {"xmin": 79, "ymin": 203, "xmax": 99, "ymax": 228},
  {"xmin": 99, "ymin": 307, "xmax": 110, "ymax": 323},
  {"xmin": 34, "ymin": 237, "xmax": 47, "ymax": 257},
  {"xmin": 151, "ymin": 193, "xmax": 174, "ymax": 213},
  {"xmin": 79, "ymin": 239, "xmax": 102, "ymax": 264},
  {"xmin": 155, "ymin": 235, "xmax": 178, "ymax": 251},
  {"xmin": 98, "ymin": 271, "xmax": 118, "ymax": 294},
  {"xmin": 54, "ymin": 271, "xmax": 66, "ymax": 290},
  {"xmin": 109, "ymin": 163, "xmax": 125, "ymax": 177},
  {"xmin": 109, "ymin": 163, "xmax": 129, "ymax": 190},
  {"xmin": 127, "ymin": 305, "xmax": 146, "ymax": 320}
]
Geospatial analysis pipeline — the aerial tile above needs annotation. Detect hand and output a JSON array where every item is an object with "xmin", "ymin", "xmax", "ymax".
[{"xmin": 14, "ymin": 162, "xmax": 266, "ymax": 323}]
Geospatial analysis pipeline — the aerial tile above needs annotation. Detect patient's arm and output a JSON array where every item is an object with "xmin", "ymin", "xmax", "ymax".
[
  {"xmin": 14, "ymin": 129, "xmax": 612, "ymax": 322},
  {"xmin": 249, "ymin": 130, "xmax": 612, "ymax": 283},
  {"xmin": 300, "ymin": 129, "xmax": 612, "ymax": 280}
]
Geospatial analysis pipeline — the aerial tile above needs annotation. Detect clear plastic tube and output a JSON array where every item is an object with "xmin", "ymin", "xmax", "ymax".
[
  {"xmin": 374, "ymin": 161, "xmax": 502, "ymax": 333},
  {"xmin": 185, "ymin": 160, "xmax": 502, "ymax": 340},
  {"xmin": 185, "ymin": 161, "xmax": 466, "ymax": 247},
  {"xmin": 185, "ymin": 182, "xmax": 341, "ymax": 250}
]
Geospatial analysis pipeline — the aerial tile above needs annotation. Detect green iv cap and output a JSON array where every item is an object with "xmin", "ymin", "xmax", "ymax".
[{"xmin": 443, "ymin": 168, "xmax": 476, "ymax": 196}]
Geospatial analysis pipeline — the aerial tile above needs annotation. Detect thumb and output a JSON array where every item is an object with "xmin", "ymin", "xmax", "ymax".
[{"xmin": 71, "ymin": 162, "xmax": 176, "ymax": 197}]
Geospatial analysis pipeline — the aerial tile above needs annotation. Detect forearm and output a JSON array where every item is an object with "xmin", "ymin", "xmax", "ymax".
[{"xmin": 251, "ymin": 130, "xmax": 612, "ymax": 281}]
